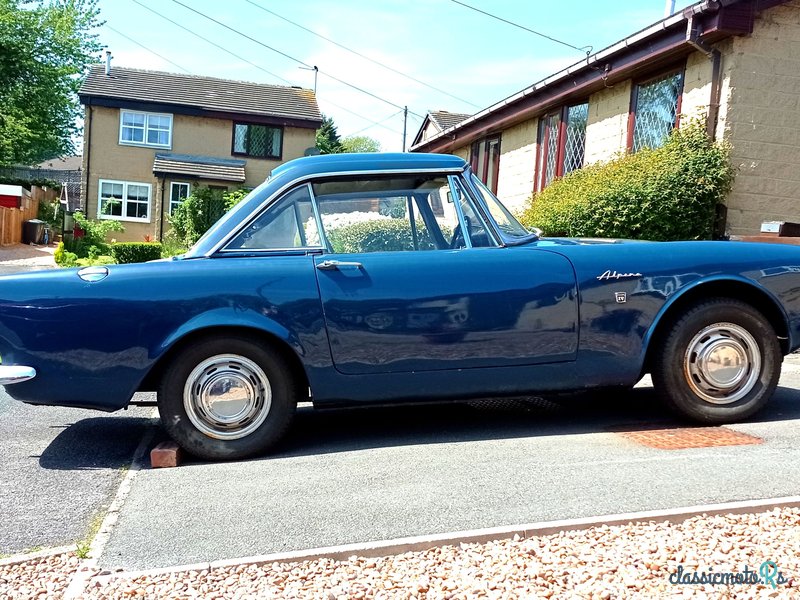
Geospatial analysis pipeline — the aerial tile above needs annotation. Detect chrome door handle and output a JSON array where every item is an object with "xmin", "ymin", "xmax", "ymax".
[{"xmin": 316, "ymin": 260, "xmax": 363, "ymax": 271}]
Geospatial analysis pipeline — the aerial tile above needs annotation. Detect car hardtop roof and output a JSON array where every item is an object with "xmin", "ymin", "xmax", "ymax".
[{"xmin": 270, "ymin": 152, "xmax": 467, "ymax": 180}]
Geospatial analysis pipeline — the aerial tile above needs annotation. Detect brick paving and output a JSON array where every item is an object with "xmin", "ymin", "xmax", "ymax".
[
  {"xmin": 0, "ymin": 243, "xmax": 56, "ymax": 269},
  {"xmin": 616, "ymin": 426, "xmax": 763, "ymax": 449}
]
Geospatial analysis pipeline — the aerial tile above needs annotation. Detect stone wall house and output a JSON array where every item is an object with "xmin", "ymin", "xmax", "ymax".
[
  {"xmin": 78, "ymin": 62, "xmax": 322, "ymax": 242},
  {"xmin": 410, "ymin": 0, "xmax": 800, "ymax": 237}
]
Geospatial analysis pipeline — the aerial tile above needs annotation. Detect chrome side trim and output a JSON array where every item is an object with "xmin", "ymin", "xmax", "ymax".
[{"xmin": 0, "ymin": 365, "xmax": 36, "ymax": 385}]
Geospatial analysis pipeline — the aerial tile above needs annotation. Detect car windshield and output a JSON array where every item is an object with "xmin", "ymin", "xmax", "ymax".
[{"xmin": 469, "ymin": 174, "xmax": 531, "ymax": 239}]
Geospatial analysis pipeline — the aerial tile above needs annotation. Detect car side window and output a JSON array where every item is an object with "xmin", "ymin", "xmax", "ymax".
[
  {"xmin": 226, "ymin": 185, "xmax": 320, "ymax": 250},
  {"xmin": 447, "ymin": 177, "xmax": 495, "ymax": 248},
  {"xmin": 312, "ymin": 176, "xmax": 463, "ymax": 253}
]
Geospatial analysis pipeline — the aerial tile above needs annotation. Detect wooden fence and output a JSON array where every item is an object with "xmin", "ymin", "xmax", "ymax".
[{"xmin": 0, "ymin": 186, "xmax": 56, "ymax": 246}]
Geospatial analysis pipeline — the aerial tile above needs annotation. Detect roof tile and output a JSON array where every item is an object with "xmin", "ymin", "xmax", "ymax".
[{"xmin": 80, "ymin": 65, "xmax": 321, "ymax": 123}]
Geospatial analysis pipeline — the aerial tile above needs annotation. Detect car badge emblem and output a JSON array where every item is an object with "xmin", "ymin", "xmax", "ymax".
[
  {"xmin": 615, "ymin": 292, "xmax": 627, "ymax": 303},
  {"xmin": 597, "ymin": 270, "xmax": 642, "ymax": 281}
]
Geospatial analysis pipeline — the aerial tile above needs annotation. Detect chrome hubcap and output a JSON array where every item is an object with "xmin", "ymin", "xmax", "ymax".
[
  {"xmin": 684, "ymin": 323, "xmax": 760, "ymax": 405},
  {"xmin": 183, "ymin": 354, "xmax": 271, "ymax": 440}
]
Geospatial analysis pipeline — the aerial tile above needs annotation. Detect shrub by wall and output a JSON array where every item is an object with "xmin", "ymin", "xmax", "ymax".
[
  {"xmin": 170, "ymin": 187, "xmax": 249, "ymax": 247},
  {"xmin": 111, "ymin": 242, "xmax": 163, "ymax": 264},
  {"xmin": 518, "ymin": 121, "xmax": 734, "ymax": 241},
  {"xmin": 327, "ymin": 219, "xmax": 445, "ymax": 253}
]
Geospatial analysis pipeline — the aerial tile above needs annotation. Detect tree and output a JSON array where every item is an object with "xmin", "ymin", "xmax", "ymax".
[
  {"xmin": 315, "ymin": 115, "xmax": 343, "ymax": 154},
  {"xmin": 0, "ymin": 0, "xmax": 102, "ymax": 167},
  {"xmin": 341, "ymin": 135, "xmax": 381, "ymax": 153}
]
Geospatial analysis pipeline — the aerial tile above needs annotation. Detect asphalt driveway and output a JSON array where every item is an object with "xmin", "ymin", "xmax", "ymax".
[
  {"xmin": 0, "ymin": 390, "xmax": 157, "ymax": 555},
  {"xmin": 0, "ymin": 245, "xmax": 159, "ymax": 556},
  {"xmin": 97, "ymin": 360, "xmax": 800, "ymax": 570}
]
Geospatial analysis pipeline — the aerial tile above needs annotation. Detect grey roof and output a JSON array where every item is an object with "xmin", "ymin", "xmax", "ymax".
[
  {"xmin": 153, "ymin": 153, "xmax": 247, "ymax": 182},
  {"xmin": 429, "ymin": 111, "xmax": 471, "ymax": 131},
  {"xmin": 35, "ymin": 156, "xmax": 83, "ymax": 171},
  {"xmin": 80, "ymin": 65, "xmax": 322, "ymax": 123}
]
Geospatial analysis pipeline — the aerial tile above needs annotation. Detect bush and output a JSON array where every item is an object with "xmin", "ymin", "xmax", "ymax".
[
  {"xmin": 54, "ymin": 241, "xmax": 77, "ymax": 266},
  {"xmin": 111, "ymin": 242, "xmax": 163, "ymax": 264},
  {"xmin": 54, "ymin": 241, "xmax": 114, "ymax": 267},
  {"xmin": 327, "ymin": 219, "xmax": 447, "ymax": 253},
  {"xmin": 64, "ymin": 211, "xmax": 124, "ymax": 259},
  {"xmin": 518, "ymin": 120, "xmax": 734, "ymax": 241},
  {"xmin": 160, "ymin": 230, "xmax": 188, "ymax": 257},
  {"xmin": 170, "ymin": 187, "xmax": 249, "ymax": 247}
]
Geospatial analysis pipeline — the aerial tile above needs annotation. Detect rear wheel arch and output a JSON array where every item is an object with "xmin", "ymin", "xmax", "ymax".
[
  {"xmin": 643, "ymin": 279, "xmax": 789, "ymax": 375},
  {"xmin": 138, "ymin": 326, "xmax": 310, "ymax": 402}
]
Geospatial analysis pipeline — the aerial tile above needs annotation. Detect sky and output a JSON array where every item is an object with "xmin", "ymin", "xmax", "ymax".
[{"xmin": 94, "ymin": 0, "xmax": 695, "ymax": 152}]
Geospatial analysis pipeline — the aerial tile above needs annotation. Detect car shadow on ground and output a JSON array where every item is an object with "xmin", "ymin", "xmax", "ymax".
[
  {"xmin": 187, "ymin": 384, "xmax": 800, "ymax": 464},
  {"xmin": 37, "ymin": 386, "xmax": 800, "ymax": 468},
  {"xmin": 38, "ymin": 416, "xmax": 157, "ymax": 470}
]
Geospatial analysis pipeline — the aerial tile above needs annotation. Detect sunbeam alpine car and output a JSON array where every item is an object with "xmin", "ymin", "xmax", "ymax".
[{"xmin": 2, "ymin": 153, "xmax": 800, "ymax": 459}]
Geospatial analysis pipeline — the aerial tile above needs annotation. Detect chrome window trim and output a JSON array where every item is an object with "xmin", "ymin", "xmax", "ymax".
[
  {"xmin": 464, "ymin": 168, "xmax": 530, "ymax": 245},
  {"xmin": 307, "ymin": 183, "xmax": 332, "ymax": 253},
  {"xmin": 218, "ymin": 183, "xmax": 323, "ymax": 254},
  {"xmin": 448, "ymin": 175, "xmax": 500, "ymax": 248},
  {"xmin": 205, "ymin": 167, "xmax": 465, "ymax": 257}
]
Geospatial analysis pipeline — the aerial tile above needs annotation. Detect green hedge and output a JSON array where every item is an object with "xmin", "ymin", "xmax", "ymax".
[
  {"xmin": 111, "ymin": 242, "xmax": 163, "ymax": 264},
  {"xmin": 518, "ymin": 121, "xmax": 734, "ymax": 241},
  {"xmin": 328, "ymin": 219, "xmax": 448, "ymax": 253}
]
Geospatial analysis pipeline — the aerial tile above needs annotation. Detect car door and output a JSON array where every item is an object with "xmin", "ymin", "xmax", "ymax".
[{"xmin": 312, "ymin": 173, "xmax": 578, "ymax": 375}]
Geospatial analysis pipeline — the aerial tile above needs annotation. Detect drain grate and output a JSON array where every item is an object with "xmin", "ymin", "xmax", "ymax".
[{"xmin": 616, "ymin": 426, "xmax": 763, "ymax": 450}]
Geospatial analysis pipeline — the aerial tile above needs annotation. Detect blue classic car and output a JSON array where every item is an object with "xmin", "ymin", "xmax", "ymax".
[{"xmin": 2, "ymin": 153, "xmax": 799, "ymax": 459}]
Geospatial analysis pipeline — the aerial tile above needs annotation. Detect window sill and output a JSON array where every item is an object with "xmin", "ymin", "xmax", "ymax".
[
  {"xmin": 98, "ymin": 214, "xmax": 151, "ymax": 224},
  {"xmin": 118, "ymin": 141, "xmax": 172, "ymax": 150}
]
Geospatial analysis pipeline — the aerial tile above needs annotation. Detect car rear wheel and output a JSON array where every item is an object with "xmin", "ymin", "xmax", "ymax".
[
  {"xmin": 652, "ymin": 299, "xmax": 781, "ymax": 423},
  {"xmin": 158, "ymin": 336, "xmax": 296, "ymax": 460}
]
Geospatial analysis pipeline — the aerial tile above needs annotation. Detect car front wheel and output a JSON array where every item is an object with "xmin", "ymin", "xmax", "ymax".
[
  {"xmin": 653, "ymin": 298, "xmax": 781, "ymax": 423},
  {"xmin": 158, "ymin": 336, "xmax": 296, "ymax": 460}
]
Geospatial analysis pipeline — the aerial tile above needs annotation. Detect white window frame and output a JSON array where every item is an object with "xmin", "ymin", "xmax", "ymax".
[
  {"xmin": 118, "ymin": 110, "xmax": 173, "ymax": 148},
  {"xmin": 169, "ymin": 181, "xmax": 191, "ymax": 215},
  {"xmin": 97, "ymin": 179, "xmax": 152, "ymax": 223}
]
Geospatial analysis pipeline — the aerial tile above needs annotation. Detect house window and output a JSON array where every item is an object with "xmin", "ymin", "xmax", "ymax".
[
  {"xmin": 232, "ymin": 123, "xmax": 282, "ymax": 159},
  {"xmin": 469, "ymin": 136, "xmax": 501, "ymax": 194},
  {"xmin": 534, "ymin": 102, "xmax": 588, "ymax": 192},
  {"xmin": 169, "ymin": 182, "xmax": 190, "ymax": 215},
  {"xmin": 629, "ymin": 70, "xmax": 684, "ymax": 152},
  {"xmin": 119, "ymin": 110, "xmax": 172, "ymax": 148},
  {"xmin": 98, "ymin": 180, "xmax": 151, "ymax": 222}
]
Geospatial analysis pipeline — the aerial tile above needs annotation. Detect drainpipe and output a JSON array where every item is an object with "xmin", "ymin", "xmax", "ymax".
[
  {"xmin": 686, "ymin": 14, "xmax": 722, "ymax": 140},
  {"xmin": 83, "ymin": 105, "xmax": 93, "ymax": 218},
  {"xmin": 158, "ymin": 176, "xmax": 166, "ymax": 241}
]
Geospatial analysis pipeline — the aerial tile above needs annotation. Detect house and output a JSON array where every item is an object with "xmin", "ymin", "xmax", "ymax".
[
  {"xmin": 78, "ymin": 61, "xmax": 322, "ymax": 241},
  {"xmin": 412, "ymin": 111, "xmax": 472, "ymax": 147},
  {"xmin": 410, "ymin": 0, "xmax": 798, "ymax": 237}
]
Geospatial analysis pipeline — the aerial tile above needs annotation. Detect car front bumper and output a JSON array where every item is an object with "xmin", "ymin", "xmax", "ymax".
[{"xmin": 0, "ymin": 366, "xmax": 36, "ymax": 385}]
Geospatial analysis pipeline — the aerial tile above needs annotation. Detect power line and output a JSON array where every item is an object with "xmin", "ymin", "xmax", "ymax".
[
  {"xmin": 341, "ymin": 110, "xmax": 404, "ymax": 138},
  {"xmin": 244, "ymin": 0, "xmax": 480, "ymax": 109},
  {"xmin": 450, "ymin": 0, "xmax": 592, "ymax": 55},
  {"xmin": 105, "ymin": 24, "xmax": 192, "ymax": 73},
  {"xmin": 127, "ymin": 0, "xmax": 405, "ymax": 135},
  {"xmin": 129, "ymin": 0, "xmax": 292, "ymax": 84},
  {"xmin": 166, "ymin": 0, "xmax": 424, "ymax": 118}
]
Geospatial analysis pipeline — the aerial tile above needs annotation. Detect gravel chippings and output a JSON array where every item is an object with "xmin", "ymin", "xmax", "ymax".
[
  {"xmin": 80, "ymin": 508, "xmax": 799, "ymax": 599},
  {"xmin": 3, "ymin": 508, "xmax": 798, "ymax": 599},
  {"xmin": 0, "ymin": 551, "xmax": 81, "ymax": 599}
]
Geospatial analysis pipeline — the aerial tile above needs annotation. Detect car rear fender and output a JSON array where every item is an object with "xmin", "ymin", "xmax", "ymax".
[{"xmin": 640, "ymin": 275, "xmax": 790, "ymax": 375}]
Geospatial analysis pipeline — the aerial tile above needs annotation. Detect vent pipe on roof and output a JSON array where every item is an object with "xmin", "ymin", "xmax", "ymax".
[
  {"xmin": 664, "ymin": 0, "xmax": 676, "ymax": 17},
  {"xmin": 105, "ymin": 50, "xmax": 111, "ymax": 76}
]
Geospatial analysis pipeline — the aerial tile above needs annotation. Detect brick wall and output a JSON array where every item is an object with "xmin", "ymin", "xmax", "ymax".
[
  {"xmin": 496, "ymin": 118, "xmax": 537, "ymax": 213},
  {"xmin": 584, "ymin": 81, "xmax": 632, "ymax": 165},
  {"xmin": 722, "ymin": 1, "xmax": 800, "ymax": 235}
]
